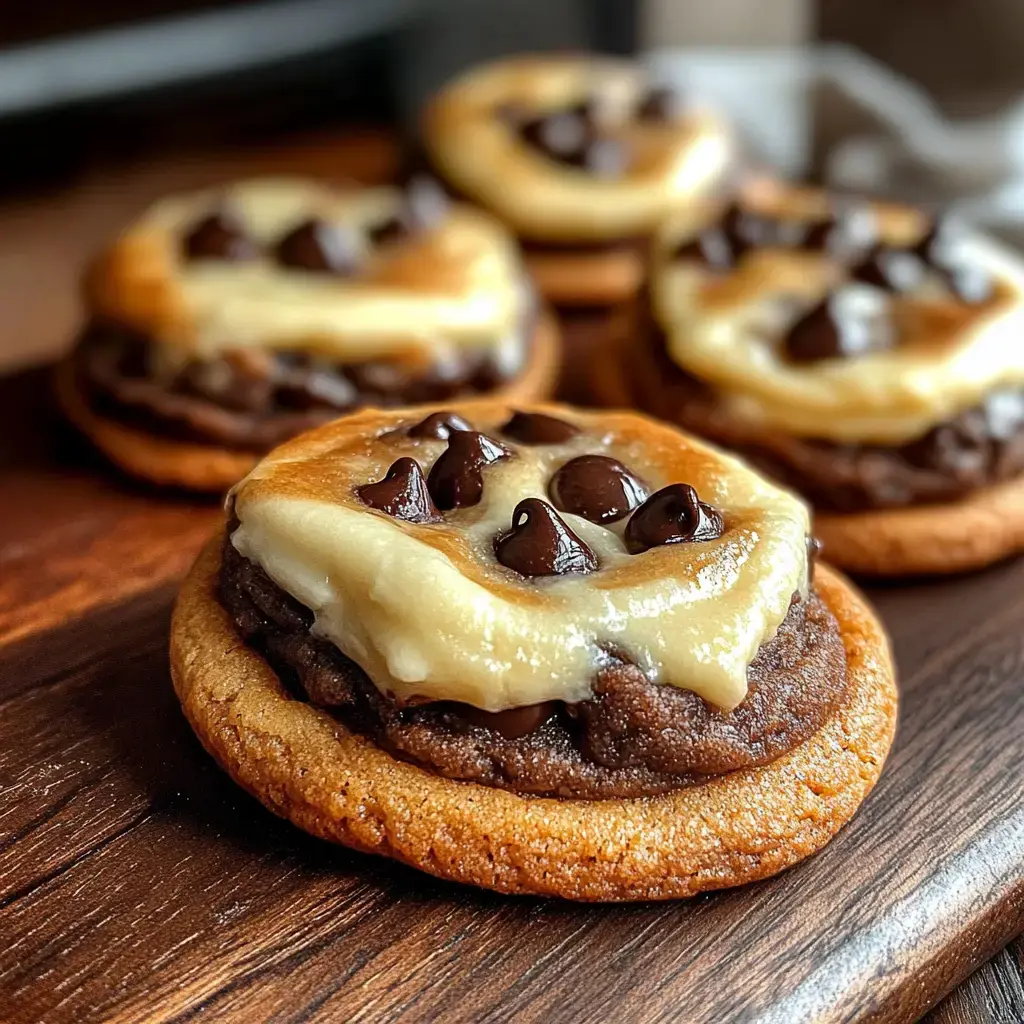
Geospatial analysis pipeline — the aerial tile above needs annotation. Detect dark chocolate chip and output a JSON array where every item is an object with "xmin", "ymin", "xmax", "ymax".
[
  {"xmin": 427, "ymin": 431, "xmax": 511, "ymax": 509},
  {"xmin": 672, "ymin": 227, "xmax": 735, "ymax": 271},
  {"xmin": 495, "ymin": 498, "xmax": 598, "ymax": 577},
  {"xmin": 916, "ymin": 216, "xmax": 993, "ymax": 303},
  {"xmin": 519, "ymin": 105, "xmax": 629, "ymax": 176},
  {"xmin": 501, "ymin": 410, "xmax": 579, "ymax": 444},
  {"xmin": 182, "ymin": 210, "xmax": 257, "ymax": 262},
  {"xmin": 368, "ymin": 215, "xmax": 407, "ymax": 247},
  {"xmin": 454, "ymin": 700, "xmax": 559, "ymax": 739},
  {"xmin": 801, "ymin": 205, "xmax": 877, "ymax": 260},
  {"xmin": 357, "ymin": 457, "xmax": 441, "ymax": 524},
  {"xmin": 549, "ymin": 454, "xmax": 647, "ymax": 524},
  {"xmin": 624, "ymin": 484, "xmax": 724, "ymax": 554},
  {"xmin": 983, "ymin": 389, "xmax": 1024, "ymax": 441},
  {"xmin": 275, "ymin": 217, "xmax": 360, "ymax": 274},
  {"xmin": 408, "ymin": 410, "xmax": 473, "ymax": 440},
  {"xmin": 784, "ymin": 286, "xmax": 895, "ymax": 363},
  {"xmin": 636, "ymin": 84, "xmax": 684, "ymax": 122},
  {"xmin": 852, "ymin": 246, "xmax": 926, "ymax": 292}
]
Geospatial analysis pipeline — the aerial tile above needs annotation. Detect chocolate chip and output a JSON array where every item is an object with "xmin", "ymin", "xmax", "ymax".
[
  {"xmin": 784, "ymin": 286, "xmax": 895, "ymax": 363},
  {"xmin": 636, "ymin": 84, "xmax": 684, "ymax": 121},
  {"xmin": 495, "ymin": 498, "xmax": 598, "ymax": 577},
  {"xmin": 408, "ymin": 410, "xmax": 472, "ymax": 440},
  {"xmin": 852, "ymin": 246, "xmax": 925, "ymax": 293},
  {"xmin": 501, "ymin": 410, "xmax": 579, "ymax": 444},
  {"xmin": 519, "ymin": 105, "xmax": 629, "ymax": 176},
  {"xmin": 182, "ymin": 210, "xmax": 256, "ymax": 262},
  {"xmin": 275, "ymin": 218, "xmax": 360, "ymax": 274},
  {"xmin": 453, "ymin": 700, "xmax": 559, "ymax": 739},
  {"xmin": 357, "ymin": 457, "xmax": 441, "ymax": 524},
  {"xmin": 427, "ymin": 431, "xmax": 511, "ymax": 509},
  {"xmin": 801, "ymin": 205, "xmax": 877, "ymax": 260},
  {"xmin": 368, "ymin": 215, "xmax": 407, "ymax": 247},
  {"xmin": 549, "ymin": 455, "xmax": 647, "ymax": 524},
  {"xmin": 624, "ymin": 484, "xmax": 724, "ymax": 554},
  {"xmin": 915, "ymin": 216, "xmax": 993, "ymax": 304},
  {"xmin": 672, "ymin": 228, "xmax": 735, "ymax": 271}
]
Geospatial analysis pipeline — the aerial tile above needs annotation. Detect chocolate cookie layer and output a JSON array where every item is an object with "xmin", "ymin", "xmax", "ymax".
[
  {"xmin": 636, "ymin": 315, "xmax": 1024, "ymax": 512},
  {"xmin": 218, "ymin": 534, "xmax": 847, "ymax": 800},
  {"xmin": 75, "ymin": 313, "xmax": 534, "ymax": 452}
]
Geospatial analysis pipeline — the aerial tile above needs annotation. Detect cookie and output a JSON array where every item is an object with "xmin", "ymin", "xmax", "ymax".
[
  {"xmin": 170, "ymin": 400, "xmax": 897, "ymax": 899},
  {"xmin": 593, "ymin": 177, "xmax": 1024, "ymax": 575},
  {"xmin": 419, "ymin": 55, "xmax": 733, "ymax": 308},
  {"xmin": 61, "ymin": 177, "xmax": 559, "ymax": 492}
]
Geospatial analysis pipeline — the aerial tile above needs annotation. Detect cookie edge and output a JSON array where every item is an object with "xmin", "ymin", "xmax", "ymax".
[{"xmin": 170, "ymin": 535, "xmax": 897, "ymax": 901}]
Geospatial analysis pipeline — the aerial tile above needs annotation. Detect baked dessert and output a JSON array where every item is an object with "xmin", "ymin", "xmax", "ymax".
[
  {"xmin": 170, "ymin": 399, "xmax": 896, "ymax": 901},
  {"xmin": 58, "ymin": 178, "xmax": 558, "ymax": 491},
  {"xmin": 419, "ymin": 55, "xmax": 733, "ymax": 309},
  {"xmin": 594, "ymin": 178, "xmax": 1024, "ymax": 576}
]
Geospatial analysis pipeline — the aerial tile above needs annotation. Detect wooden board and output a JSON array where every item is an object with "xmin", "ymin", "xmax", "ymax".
[{"xmin": 2, "ymin": 358, "xmax": 1024, "ymax": 1024}]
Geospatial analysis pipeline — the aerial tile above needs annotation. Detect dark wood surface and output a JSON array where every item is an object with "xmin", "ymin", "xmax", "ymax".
[
  {"xmin": 2, "ymin": 361, "xmax": 1024, "ymax": 1023},
  {"xmin": 1, "ymin": 136, "xmax": 1023, "ymax": 1023}
]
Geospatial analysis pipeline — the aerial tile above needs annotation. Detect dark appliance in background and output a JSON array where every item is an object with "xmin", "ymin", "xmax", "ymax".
[{"xmin": 0, "ymin": 0, "xmax": 636, "ymax": 193}]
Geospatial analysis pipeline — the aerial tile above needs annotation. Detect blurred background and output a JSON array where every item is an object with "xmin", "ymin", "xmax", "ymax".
[{"xmin": 3, "ymin": 0, "xmax": 1024, "ymax": 370}]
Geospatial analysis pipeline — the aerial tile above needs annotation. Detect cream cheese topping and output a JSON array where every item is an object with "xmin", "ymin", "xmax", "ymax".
[
  {"xmin": 422, "ymin": 55, "xmax": 732, "ymax": 242},
  {"xmin": 90, "ymin": 178, "xmax": 525, "ymax": 369},
  {"xmin": 228, "ymin": 403, "xmax": 809, "ymax": 712},
  {"xmin": 652, "ymin": 182, "xmax": 1024, "ymax": 444}
]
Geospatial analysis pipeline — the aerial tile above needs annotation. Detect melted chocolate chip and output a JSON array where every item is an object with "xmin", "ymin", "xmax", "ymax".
[
  {"xmin": 427, "ymin": 431, "xmax": 511, "ymax": 509},
  {"xmin": 357, "ymin": 457, "xmax": 441, "ymax": 523},
  {"xmin": 624, "ymin": 484, "xmax": 724, "ymax": 554},
  {"xmin": 915, "ymin": 216, "xmax": 993, "ymax": 304},
  {"xmin": 182, "ymin": 210, "xmax": 256, "ymax": 262},
  {"xmin": 501, "ymin": 410, "xmax": 579, "ymax": 444},
  {"xmin": 672, "ymin": 227, "xmax": 735, "ymax": 271},
  {"xmin": 784, "ymin": 286, "xmax": 895, "ymax": 363},
  {"xmin": 454, "ymin": 701, "xmax": 560, "ymax": 739},
  {"xmin": 368, "ymin": 215, "xmax": 406, "ymax": 246},
  {"xmin": 275, "ymin": 218, "xmax": 360, "ymax": 274},
  {"xmin": 801, "ymin": 205, "xmax": 877, "ymax": 260},
  {"xmin": 408, "ymin": 410, "xmax": 472, "ymax": 440},
  {"xmin": 852, "ymin": 246, "xmax": 926, "ymax": 293},
  {"xmin": 673, "ymin": 203, "xmax": 776, "ymax": 269},
  {"xmin": 549, "ymin": 455, "xmax": 647, "ymax": 524},
  {"xmin": 495, "ymin": 498, "xmax": 598, "ymax": 577},
  {"xmin": 518, "ymin": 105, "xmax": 628, "ymax": 176},
  {"xmin": 636, "ymin": 84, "xmax": 684, "ymax": 122}
]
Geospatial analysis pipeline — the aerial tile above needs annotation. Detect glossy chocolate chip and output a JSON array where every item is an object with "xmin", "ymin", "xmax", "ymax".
[
  {"xmin": 673, "ymin": 203, "xmax": 775, "ymax": 268},
  {"xmin": 454, "ymin": 700, "xmax": 559, "ymax": 739},
  {"xmin": 801, "ymin": 205, "xmax": 877, "ymax": 259},
  {"xmin": 357, "ymin": 457, "xmax": 441, "ymax": 524},
  {"xmin": 427, "ymin": 430, "xmax": 511, "ymax": 509},
  {"xmin": 624, "ymin": 484, "xmax": 724, "ymax": 554},
  {"xmin": 915, "ymin": 216, "xmax": 993, "ymax": 303},
  {"xmin": 785, "ymin": 286, "xmax": 895, "ymax": 363},
  {"xmin": 501, "ymin": 410, "xmax": 579, "ymax": 444},
  {"xmin": 519, "ymin": 106, "xmax": 628, "ymax": 176},
  {"xmin": 368, "ymin": 215, "xmax": 407, "ymax": 247},
  {"xmin": 408, "ymin": 410, "xmax": 472, "ymax": 440},
  {"xmin": 548, "ymin": 455, "xmax": 647, "ymax": 524},
  {"xmin": 403, "ymin": 173, "xmax": 450, "ymax": 231},
  {"xmin": 672, "ymin": 227, "xmax": 735, "ymax": 271},
  {"xmin": 495, "ymin": 498, "xmax": 598, "ymax": 577},
  {"xmin": 182, "ymin": 210, "xmax": 256, "ymax": 262},
  {"xmin": 852, "ymin": 246, "xmax": 925, "ymax": 293},
  {"xmin": 636, "ymin": 84, "xmax": 684, "ymax": 121},
  {"xmin": 275, "ymin": 218, "xmax": 360, "ymax": 274}
]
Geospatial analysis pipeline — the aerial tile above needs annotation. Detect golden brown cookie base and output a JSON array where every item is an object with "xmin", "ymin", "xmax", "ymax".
[
  {"xmin": 170, "ymin": 537, "xmax": 897, "ymax": 901},
  {"xmin": 525, "ymin": 248, "xmax": 644, "ymax": 307},
  {"xmin": 56, "ymin": 311, "xmax": 562, "ymax": 493},
  {"xmin": 815, "ymin": 475, "xmax": 1024, "ymax": 576}
]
